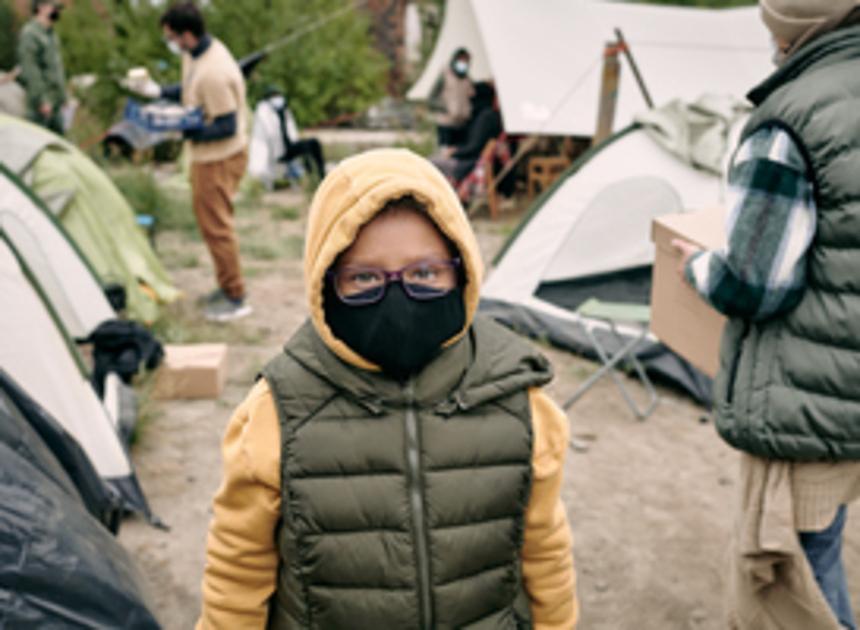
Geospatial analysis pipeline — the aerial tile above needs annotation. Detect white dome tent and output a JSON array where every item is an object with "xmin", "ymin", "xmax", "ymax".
[
  {"xmin": 481, "ymin": 110, "xmax": 747, "ymax": 404},
  {"xmin": 0, "ymin": 231, "xmax": 150, "ymax": 516}
]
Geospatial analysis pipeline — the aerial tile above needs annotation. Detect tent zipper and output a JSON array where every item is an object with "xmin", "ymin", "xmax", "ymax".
[{"xmin": 403, "ymin": 379, "xmax": 432, "ymax": 629}]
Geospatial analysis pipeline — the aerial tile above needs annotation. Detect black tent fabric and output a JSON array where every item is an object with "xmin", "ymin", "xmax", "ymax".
[
  {"xmin": 0, "ymin": 370, "xmax": 160, "ymax": 627},
  {"xmin": 0, "ymin": 439, "xmax": 161, "ymax": 628},
  {"xmin": 480, "ymin": 298, "xmax": 713, "ymax": 407},
  {"xmin": 0, "ymin": 369, "xmax": 121, "ymax": 530}
]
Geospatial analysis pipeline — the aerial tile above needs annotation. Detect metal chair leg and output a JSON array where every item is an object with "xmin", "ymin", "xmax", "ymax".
[{"xmin": 563, "ymin": 321, "xmax": 658, "ymax": 420}]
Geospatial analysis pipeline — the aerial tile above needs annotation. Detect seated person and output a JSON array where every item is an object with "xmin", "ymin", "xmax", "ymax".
[
  {"xmin": 429, "ymin": 47, "xmax": 474, "ymax": 149},
  {"xmin": 249, "ymin": 87, "xmax": 325, "ymax": 185},
  {"xmin": 431, "ymin": 81, "xmax": 502, "ymax": 184}
]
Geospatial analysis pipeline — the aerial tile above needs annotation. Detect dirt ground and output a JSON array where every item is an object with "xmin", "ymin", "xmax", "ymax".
[{"xmin": 118, "ymin": 182, "xmax": 860, "ymax": 630}]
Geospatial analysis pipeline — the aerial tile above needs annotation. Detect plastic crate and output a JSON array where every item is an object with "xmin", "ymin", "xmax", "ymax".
[{"xmin": 124, "ymin": 99, "xmax": 205, "ymax": 133}]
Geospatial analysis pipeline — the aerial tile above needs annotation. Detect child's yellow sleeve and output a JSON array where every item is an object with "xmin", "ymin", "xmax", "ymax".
[
  {"xmin": 196, "ymin": 380, "xmax": 282, "ymax": 630},
  {"xmin": 522, "ymin": 388, "xmax": 579, "ymax": 629}
]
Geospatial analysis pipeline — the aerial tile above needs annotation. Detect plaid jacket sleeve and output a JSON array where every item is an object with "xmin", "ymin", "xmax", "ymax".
[{"xmin": 684, "ymin": 126, "xmax": 816, "ymax": 321}]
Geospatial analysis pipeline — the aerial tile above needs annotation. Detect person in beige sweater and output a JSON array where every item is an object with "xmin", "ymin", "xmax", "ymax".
[
  {"xmin": 159, "ymin": 2, "xmax": 251, "ymax": 323},
  {"xmin": 196, "ymin": 149, "xmax": 578, "ymax": 629}
]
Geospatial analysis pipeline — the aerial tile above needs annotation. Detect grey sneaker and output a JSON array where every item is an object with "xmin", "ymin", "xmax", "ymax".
[{"xmin": 204, "ymin": 293, "xmax": 252, "ymax": 322}]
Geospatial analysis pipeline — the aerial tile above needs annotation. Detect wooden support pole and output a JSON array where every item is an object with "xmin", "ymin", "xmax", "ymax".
[
  {"xmin": 593, "ymin": 41, "xmax": 621, "ymax": 147},
  {"xmin": 614, "ymin": 28, "xmax": 654, "ymax": 110}
]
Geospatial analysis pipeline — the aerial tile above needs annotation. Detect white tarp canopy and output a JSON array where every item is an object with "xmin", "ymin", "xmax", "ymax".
[
  {"xmin": 410, "ymin": 0, "xmax": 771, "ymax": 137},
  {"xmin": 407, "ymin": 0, "xmax": 493, "ymax": 100}
]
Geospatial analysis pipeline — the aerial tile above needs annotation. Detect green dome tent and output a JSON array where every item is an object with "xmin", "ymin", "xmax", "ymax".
[{"xmin": 0, "ymin": 113, "xmax": 179, "ymax": 322}]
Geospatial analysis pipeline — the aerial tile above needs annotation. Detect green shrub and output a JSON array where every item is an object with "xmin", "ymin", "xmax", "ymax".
[
  {"xmin": 107, "ymin": 167, "xmax": 198, "ymax": 235},
  {"xmin": 0, "ymin": 0, "xmax": 19, "ymax": 72},
  {"xmin": 57, "ymin": 0, "xmax": 387, "ymax": 129}
]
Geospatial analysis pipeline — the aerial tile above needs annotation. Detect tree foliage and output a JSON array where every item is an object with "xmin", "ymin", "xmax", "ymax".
[
  {"xmin": 56, "ymin": 0, "xmax": 387, "ymax": 128},
  {"xmin": 0, "ymin": 0, "xmax": 19, "ymax": 71},
  {"xmin": 205, "ymin": 0, "xmax": 388, "ymax": 126}
]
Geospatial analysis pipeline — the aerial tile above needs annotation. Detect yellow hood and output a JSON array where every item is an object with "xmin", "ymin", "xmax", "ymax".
[{"xmin": 303, "ymin": 148, "xmax": 484, "ymax": 371}]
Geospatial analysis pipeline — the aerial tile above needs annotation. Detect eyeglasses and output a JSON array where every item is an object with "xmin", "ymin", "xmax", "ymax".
[{"xmin": 329, "ymin": 258, "xmax": 461, "ymax": 305}]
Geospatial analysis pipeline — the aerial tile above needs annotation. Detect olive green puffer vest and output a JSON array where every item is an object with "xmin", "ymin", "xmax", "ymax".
[
  {"xmin": 713, "ymin": 24, "xmax": 860, "ymax": 461},
  {"xmin": 262, "ymin": 316, "xmax": 553, "ymax": 629}
]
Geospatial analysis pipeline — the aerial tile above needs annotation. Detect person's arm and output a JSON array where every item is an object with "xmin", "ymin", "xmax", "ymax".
[
  {"xmin": 187, "ymin": 72, "xmax": 240, "ymax": 143},
  {"xmin": 197, "ymin": 380, "xmax": 281, "ymax": 630},
  {"xmin": 521, "ymin": 388, "xmax": 578, "ymax": 629},
  {"xmin": 184, "ymin": 111, "xmax": 237, "ymax": 143},
  {"xmin": 160, "ymin": 83, "xmax": 182, "ymax": 102},
  {"xmin": 678, "ymin": 126, "xmax": 816, "ymax": 321}
]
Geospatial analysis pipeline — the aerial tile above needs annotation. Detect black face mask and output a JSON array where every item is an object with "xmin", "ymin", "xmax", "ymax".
[{"xmin": 325, "ymin": 281, "xmax": 466, "ymax": 381}]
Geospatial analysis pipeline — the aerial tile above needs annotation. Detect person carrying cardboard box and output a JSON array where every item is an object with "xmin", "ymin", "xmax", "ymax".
[{"xmin": 673, "ymin": 2, "xmax": 860, "ymax": 628}]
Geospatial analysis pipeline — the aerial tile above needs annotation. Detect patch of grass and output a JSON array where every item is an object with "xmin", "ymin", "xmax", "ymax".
[
  {"xmin": 242, "ymin": 239, "xmax": 281, "ymax": 261},
  {"xmin": 492, "ymin": 216, "xmax": 521, "ymax": 239},
  {"xmin": 241, "ymin": 234, "xmax": 304, "ymax": 261},
  {"xmin": 393, "ymin": 132, "xmax": 435, "ymax": 158},
  {"xmin": 243, "ymin": 266, "xmax": 267, "ymax": 279},
  {"xmin": 108, "ymin": 166, "xmax": 199, "ymax": 236},
  {"xmin": 162, "ymin": 249, "xmax": 200, "ymax": 269},
  {"xmin": 570, "ymin": 364, "xmax": 593, "ymax": 382},
  {"xmin": 283, "ymin": 235, "xmax": 304, "ymax": 259},
  {"xmin": 238, "ymin": 224, "xmax": 261, "ymax": 239},
  {"xmin": 322, "ymin": 142, "xmax": 359, "ymax": 163},
  {"xmin": 131, "ymin": 372, "xmax": 161, "ymax": 445},
  {"xmin": 152, "ymin": 301, "xmax": 268, "ymax": 345},
  {"xmin": 235, "ymin": 177, "xmax": 266, "ymax": 211},
  {"xmin": 270, "ymin": 204, "xmax": 301, "ymax": 221}
]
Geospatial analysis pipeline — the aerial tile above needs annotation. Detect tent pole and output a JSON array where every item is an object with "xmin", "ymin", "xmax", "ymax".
[
  {"xmin": 614, "ymin": 28, "xmax": 654, "ymax": 110},
  {"xmin": 593, "ymin": 41, "xmax": 621, "ymax": 147}
]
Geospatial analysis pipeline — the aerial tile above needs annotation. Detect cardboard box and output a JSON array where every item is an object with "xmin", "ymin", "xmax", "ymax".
[
  {"xmin": 152, "ymin": 344, "xmax": 228, "ymax": 400},
  {"xmin": 650, "ymin": 209, "xmax": 727, "ymax": 377}
]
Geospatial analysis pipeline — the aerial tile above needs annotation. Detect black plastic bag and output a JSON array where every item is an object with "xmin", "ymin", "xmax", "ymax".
[
  {"xmin": 83, "ymin": 319, "xmax": 164, "ymax": 397},
  {"xmin": 0, "ymin": 442, "xmax": 161, "ymax": 628},
  {"xmin": 0, "ymin": 369, "xmax": 121, "ymax": 531}
]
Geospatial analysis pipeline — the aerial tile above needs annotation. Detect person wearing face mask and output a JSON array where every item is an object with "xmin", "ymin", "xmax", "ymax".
[
  {"xmin": 672, "ymin": 1, "xmax": 860, "ymax": 628},
  {"xmin": 430, "ymin": 47, "xmax": 475, "ymax": 150},
  {"xmin": 196, "ymin": 149, "xmax": 578, "ymax": 629},
  {"xmin": 142, "ymin": 2, "xmax": 251, "ymax": 322},
  {"xmin": 16, "ymin": 0, "xmax": 66, "ymax": 134}
]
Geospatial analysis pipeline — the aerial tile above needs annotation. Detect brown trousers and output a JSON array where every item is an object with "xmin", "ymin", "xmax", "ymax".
[{"xmin": 191, "ymin": 150, "xmax": 248, "ymax": 300}]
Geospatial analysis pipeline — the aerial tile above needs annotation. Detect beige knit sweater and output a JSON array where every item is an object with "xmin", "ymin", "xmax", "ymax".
[{"xmin": 727, "ymin": 453, "xmax": 860, "ymax": 629}]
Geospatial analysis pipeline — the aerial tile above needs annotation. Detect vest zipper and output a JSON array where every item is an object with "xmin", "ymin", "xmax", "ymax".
[{"xmin": 404, "ymin": 379, "xmax": 433, "ymax": 629}]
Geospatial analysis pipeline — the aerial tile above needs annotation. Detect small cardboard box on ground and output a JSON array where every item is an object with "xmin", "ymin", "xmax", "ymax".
[
  {"xmin": 650, "ymin": 209, "xmax": 727, "ymax": 377},
  {"xmin": 152, "ymin": 344, "xmax": 228, "ymax": 400}
]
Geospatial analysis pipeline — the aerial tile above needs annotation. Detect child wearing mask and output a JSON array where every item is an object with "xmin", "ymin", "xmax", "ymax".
[{"xmin": 196, "ymin": 149, "xmax": 578, "ymax": 630}]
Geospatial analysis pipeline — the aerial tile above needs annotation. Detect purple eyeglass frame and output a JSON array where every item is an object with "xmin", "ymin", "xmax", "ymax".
[{"xmin": 328, "ymin": 257, "xmax": 462, "ymax": 305}]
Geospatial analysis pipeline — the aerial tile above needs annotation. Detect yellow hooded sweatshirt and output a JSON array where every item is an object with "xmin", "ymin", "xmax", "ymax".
[{"xmin": 196, "ymin": 149, "xmax": 578, "ymax": 629}]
